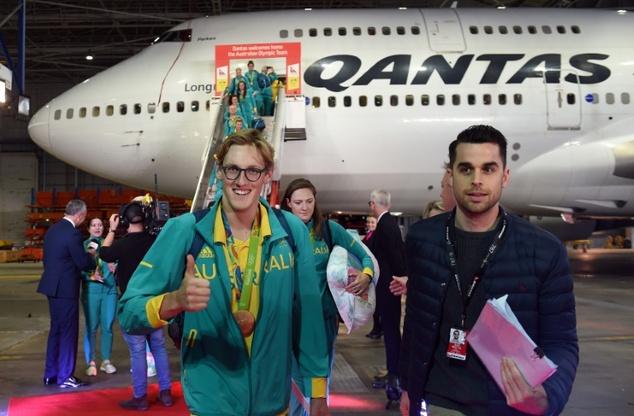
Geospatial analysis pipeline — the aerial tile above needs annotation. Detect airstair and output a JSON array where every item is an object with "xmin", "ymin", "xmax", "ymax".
[{"xmin": 189, "ymin": 89, "xmax": 307, "ymax": 212}]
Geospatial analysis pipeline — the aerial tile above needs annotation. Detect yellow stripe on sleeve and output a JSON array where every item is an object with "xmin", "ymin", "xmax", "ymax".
[
  {"xmin": 146, "ymin": 294, "xmax": 169, "ymax": 328},
  {"xmin": 310, "ymin": 377, "xmax": 327, "ymax": 399}
]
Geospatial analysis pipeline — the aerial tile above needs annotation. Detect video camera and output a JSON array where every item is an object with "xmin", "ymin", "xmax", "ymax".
[{"xmin": 118, "ymin": 196, "xmax": 170, "ymax": 235}]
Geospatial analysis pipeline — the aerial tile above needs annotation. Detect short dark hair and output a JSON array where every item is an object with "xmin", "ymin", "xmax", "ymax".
[{"xmin": 448, "ymin": 125, "xmax": 507, "ymax": 169}]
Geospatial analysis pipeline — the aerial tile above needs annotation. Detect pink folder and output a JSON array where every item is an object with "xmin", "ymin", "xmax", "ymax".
[{"xmin": 468, "ymin": 295, "xmax": 557, "ymax": 392}]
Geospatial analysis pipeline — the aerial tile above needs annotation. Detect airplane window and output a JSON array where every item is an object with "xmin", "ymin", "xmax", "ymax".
[
  {"xmin": 294, "ymin": 29, "xmax": 303, "ymax": 38},
  {"xmin": 206, "ymin": 100, "xmax": 210, "ymax": 111},
  {"xmin": 192, "ymin": 101, "xmax": 199, "ymax": 112},
  {"xmin": 542, "ymin": 26, "xmax": 552, "ymax": 34},
  {"xmin": 499, "ymin": 26, "xmax": 508, "ymax": 34},
  {"xmin": 469, "ymin": 26, "xmax": 478, "ymax": 35},
  {"xmin": 280, "ymin": 30, "xmax": 289, "ymax": 38},
  {"xmin": 359, "ymin": 96, "xmax": 367, "ymax": 107},
  {"xmin": 437, "ymin": 95, "xmax": 445, "ymax": 106},
  {"xmin": 514, "ymin": 94, "xmax": 522, "ymax": 105},
  {"xmin": 147, "ymin": 103, "xmax": 156, "ymax": 114},
  {"xmin": 452, "ymin": 94, "xmax": 460, "ymax": 105},
  {"xmin": 79, "ymin": 107, "xmax": 87, "ymax": 118},
  {"xmin": 353, "ymin": 27, "xmax": 362, "ymax": 36},
  {"xmin": 622, "ymin": 93, "xmax": 630, "ymax": 105},
  {"xmin": 528, "ymin": 26, "xmax": 537, "ymax": 34},
  {"xmin": 498, "ymin": 94, "xmax": 507, "ymax": 105},
  {"xmin": 309, "ymin": 28, "xmax": 317, "ymax": 37},
  {"xmin": 120, "ymin": 104, "xmax": 127, "ymax": 115},
  {"xmin": 106, "ymin": 105, "xmax": 114, "ymax": 116},
  {"xmin": 339, "ymin": 27, "xmax": 346, "ymax": 36},
  {"xmin": 606, "ymin": 93, "xmax": 615, "ymax": 105},
  {"xmin": 312, "ymin": 97, "xmax": 321, "ymax": 108},
  {"xmin": 390, "ymin": 95, "xmax": 398, "ymax": 106},
  {"xmin": 324, "ymin": 28, "xmax": 332, "ymax": 36},
  {"xmin": 328, "ymin": 96, "xmax": 336, "ymax": 107},
  {"xmin": 405, "ymin": 95, "xmax": 414, "ymax": 106},
  {"xmin": 513, "ymin": 26, "xmax": 522, "ymax": 34},
  {"xmin": 177, "ymin": 101, "xmax": 185, "ymax": 112},
  {"xmin": 571, "ymin": 25, "xmax": 581, "ymax": 34},
  {"xmin": 397, "ymin": 26, "xmax": 405, "ymax": 35},
  {"xmin": 567, "ymin": 94, "xmax": 576, "ymax": 105},
  {"xmin": 344, "ymin": 96, "xmax": 351, "ymax": 107},
  {"xmin": 484, "ymin": 26, "xmax": 493, "ymax": 35},
  {"xmin": 557, "ymin": 25, "xmax": 566, "ymax": 34},
  {"xmin": 134, "ymin": 104, "xmax": 141, "ymax": 114},
  {"xmin": 368, "ymin": 27, "xmax": 376, "ymax": 36},
  {"xmin": 421, "ymin": 95, "xmax": 430, "ymax": 106},
  {"xmin": 66, "ymin": 108, "xmax": 74, "ymax": 119},
  {"xmin": 589, "ymin": 93, "xmax": 599, "ymax": 104},
  {"xmin": 382, "ymin": 27, "xmax": 391, "ymax": 35},
  {"xmin": 374, "ymin": 95, "xmax": 383, "ymax": 106},
  {"xmin": 468, "ymin": 94, "xmax": 476, "ymax": 105},
  {"xmin": 411, "ymin": 26, "xmax": 420, "ymax": 35},
  {"xmin": 54, "ymin": 109, "xmax": 61, "ymax": 120},
  {"xmin": 483, "ymin": 94, "xmax": 492, "ymax": 105},
  {"xmin": 162, "ymin": 102, "xmax": 170, "ymax": 113},
  {"xmin": 92, "ymin": 106, "xmax": 100, "ymax": 117}
]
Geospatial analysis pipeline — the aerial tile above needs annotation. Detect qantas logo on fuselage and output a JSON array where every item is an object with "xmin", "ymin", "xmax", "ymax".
[{"xmin": 304, "ymin": 53, "xmax": 610, "ymax": 92}]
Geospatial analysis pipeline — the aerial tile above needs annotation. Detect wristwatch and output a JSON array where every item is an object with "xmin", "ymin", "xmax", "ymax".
[{"xmin": 108, "ymin": 228, "xmax": 116, "ymax": 234}]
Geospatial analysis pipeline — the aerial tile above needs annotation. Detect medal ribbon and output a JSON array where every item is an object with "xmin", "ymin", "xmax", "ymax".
[
  {"xmin": 445, "ymin": 208, "xmax": 507, "ymax": 327},
  {"xmin": 222, "ymin": 209, "xmax": 262, "ymax": 312}
]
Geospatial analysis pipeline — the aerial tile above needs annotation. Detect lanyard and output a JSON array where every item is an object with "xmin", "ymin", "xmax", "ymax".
[
  {"xmin": 445, "ymin": 210, "xmax": 507, "ymax": 327},
  {"xmin": 222, "ymin": 210, "xmax": 261, "ymax": 312}
]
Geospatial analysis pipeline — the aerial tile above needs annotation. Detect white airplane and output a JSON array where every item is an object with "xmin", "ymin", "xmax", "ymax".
[{"xmin": 27, "ymin": 8, "xmax": 634, "ymax": 238}]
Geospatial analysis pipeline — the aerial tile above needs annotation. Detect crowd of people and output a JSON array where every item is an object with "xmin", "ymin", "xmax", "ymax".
[
  {"xmin": 37, "ymin": 125, "xmax": 579, "ymax": 416},
  {"xmin": 223, "ymin": 60, "xmax": 284, "ymax": 137}
]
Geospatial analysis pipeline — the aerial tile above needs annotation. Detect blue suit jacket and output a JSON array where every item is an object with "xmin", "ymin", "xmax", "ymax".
[{"xmin": 37, "ymin": 218, "xmax": 95, "ymax": 299}]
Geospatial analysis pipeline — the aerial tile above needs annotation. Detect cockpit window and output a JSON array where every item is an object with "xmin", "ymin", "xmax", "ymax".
[{"xmin": 153, "ymin": 29, "xmax": 192, "ymax": 44}]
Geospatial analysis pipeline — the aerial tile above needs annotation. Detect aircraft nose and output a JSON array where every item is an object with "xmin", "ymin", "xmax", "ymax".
[{"xmin": 28, "ymin": 104, "xmax": 52, "ymax": 153}]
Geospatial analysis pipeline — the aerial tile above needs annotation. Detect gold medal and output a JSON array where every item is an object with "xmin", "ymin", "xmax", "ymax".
[{"xmin": 233, "ymin": 310, "xmax": 255, "ymax": 336}]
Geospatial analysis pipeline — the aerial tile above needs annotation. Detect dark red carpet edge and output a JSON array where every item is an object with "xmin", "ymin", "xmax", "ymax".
[{"xmin": 8, "ymin": 382, "xmax": 189, "ymax": 415}]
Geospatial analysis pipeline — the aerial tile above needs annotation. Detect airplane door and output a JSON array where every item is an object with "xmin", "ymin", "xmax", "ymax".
[
  {"xmin": 544, "ymin": 69, "xmax": 581, "ymax": 130},
  {"xmin": 421, "ymin": 9, "xmax": 466, "ymax": 53}
]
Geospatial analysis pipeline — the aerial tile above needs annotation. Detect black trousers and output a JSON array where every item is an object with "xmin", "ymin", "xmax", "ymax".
[{"xmin": 376, "ymin": 277, "xmax": 401, "ymax": 376}]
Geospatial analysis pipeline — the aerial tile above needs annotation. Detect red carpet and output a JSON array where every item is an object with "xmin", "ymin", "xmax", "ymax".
[{"xmin": 8, "ymin": 382, "xmax": 189, "ymax": 415}]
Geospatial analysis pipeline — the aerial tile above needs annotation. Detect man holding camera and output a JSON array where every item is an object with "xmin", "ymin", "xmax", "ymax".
[{"xmin": 99, "ymin": 202, "xmax": 173, "ymax": 411}]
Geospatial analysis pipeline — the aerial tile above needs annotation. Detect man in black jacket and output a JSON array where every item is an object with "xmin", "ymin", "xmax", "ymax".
[
  {"xmin": 399, "ymin": 125, "xmax": 578, "ymax": 416},
  {"xmin": 366, "ymin": 189, "xmax": 407, "ymax": 400},
  {"xmin": 100, "ymin": 201, "xmax": 173, "ymax": 411}
]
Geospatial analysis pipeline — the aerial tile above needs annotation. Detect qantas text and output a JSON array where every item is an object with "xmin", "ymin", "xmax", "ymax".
[{"xmin": 304, "ymin": 53, "xmax": 610, "ymax": 92}]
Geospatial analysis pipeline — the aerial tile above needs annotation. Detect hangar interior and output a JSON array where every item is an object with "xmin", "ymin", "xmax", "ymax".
[{"xmin": 0, "ymin": 0, "xmax": 627, "ymax": 248}]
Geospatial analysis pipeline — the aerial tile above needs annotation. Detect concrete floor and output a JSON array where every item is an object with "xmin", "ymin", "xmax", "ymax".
[{"xmin": 0, "ymin": 248, "xmax": 633, "ymax": 415}]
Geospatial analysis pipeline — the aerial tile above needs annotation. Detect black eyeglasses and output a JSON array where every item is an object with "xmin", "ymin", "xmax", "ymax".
[{"xmin": 221, "ymin": 165, "xmax": 267, "ymax": 182}]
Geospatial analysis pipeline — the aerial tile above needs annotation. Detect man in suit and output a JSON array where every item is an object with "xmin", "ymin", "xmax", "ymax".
[
  {"xmin": 367, "ymin": 189, "xmax": 407, "ymax": 401},
  {"xmin": 37, "ymin": 199, "xmax": 96, "ymax": 388}
]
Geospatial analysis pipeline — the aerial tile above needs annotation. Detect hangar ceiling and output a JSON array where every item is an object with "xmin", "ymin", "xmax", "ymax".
[{"xmin": 0, "ymin": 0, "xmax": 629, "ymax": 84}]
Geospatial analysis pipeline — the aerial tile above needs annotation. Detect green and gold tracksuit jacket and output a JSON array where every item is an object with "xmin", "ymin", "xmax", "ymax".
[{"xmin": 118, "ymin": 198, "xmax": 329, "ymax": 416}]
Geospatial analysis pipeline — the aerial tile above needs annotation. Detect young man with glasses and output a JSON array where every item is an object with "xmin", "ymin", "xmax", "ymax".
[{"xmin": 118, "ymin": 129, "xmax": 331, "ymax": 416}]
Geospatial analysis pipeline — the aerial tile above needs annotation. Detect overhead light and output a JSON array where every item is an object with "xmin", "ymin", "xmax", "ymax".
[
  {"xmin": 86, "ymin": 52, "xmax": 94, "ymax": 61},
  {"xmin": 0, "ymin": 80, "xmax": 5, "ymax": 103}
]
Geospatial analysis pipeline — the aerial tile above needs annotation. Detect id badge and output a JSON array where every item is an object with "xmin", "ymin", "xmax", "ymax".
[{"xmin": 446, "ymin": 327, "xmax": 468, "ymax": 361}]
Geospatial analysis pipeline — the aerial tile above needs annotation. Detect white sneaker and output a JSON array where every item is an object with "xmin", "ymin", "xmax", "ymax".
[
  {"xmin": 85, "ymin": 363, "xmax": 97, "ymax": 377},
  {"xmin": 100, "ymin": 361, "xmax": 117, "ymax": 374}
]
